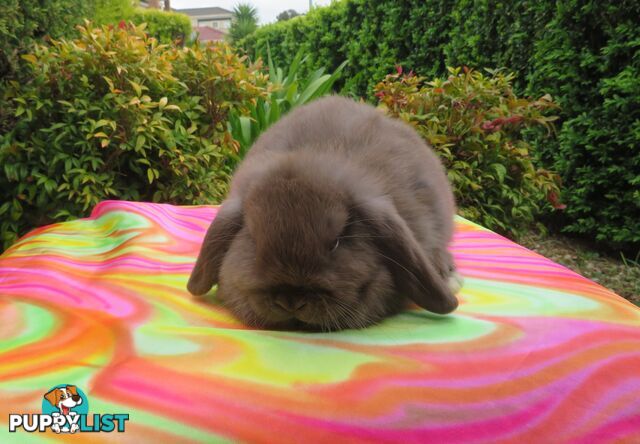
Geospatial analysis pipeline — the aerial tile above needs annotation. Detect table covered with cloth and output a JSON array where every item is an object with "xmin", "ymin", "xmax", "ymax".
[{"xmin": 0, "ymin": 200, "xmax": 639, "ymax": 443}]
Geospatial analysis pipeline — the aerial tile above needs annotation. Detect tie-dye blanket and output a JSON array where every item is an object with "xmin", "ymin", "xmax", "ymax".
[{"xmin": 1, "ymin": 200, "xmax": 639, "ymax": 443}]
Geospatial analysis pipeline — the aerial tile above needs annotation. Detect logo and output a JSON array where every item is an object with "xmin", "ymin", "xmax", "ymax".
[{"xmin": 8, "ymin": 384, "xmax": 129, "ymax": 434}]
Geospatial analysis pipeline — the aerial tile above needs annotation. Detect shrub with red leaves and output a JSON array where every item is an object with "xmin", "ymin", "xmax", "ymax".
[{"xmin": 375, "ymin": 67, "xmax": 563, "ymax": 237}]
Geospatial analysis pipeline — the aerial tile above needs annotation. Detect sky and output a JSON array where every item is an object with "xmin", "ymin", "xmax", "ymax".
[{"xmin": 171, "ymin": 0, "xmax": 334, "ymax": 25}]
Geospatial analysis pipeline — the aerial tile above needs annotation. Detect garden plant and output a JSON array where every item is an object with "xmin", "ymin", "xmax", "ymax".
[
  {"xmin": 375, "ymin": 66, "xmax": 562, "ymax": 236},
  {"xmin": 0, "ymin": 22, "xmax": 267, "ymax": 249}
]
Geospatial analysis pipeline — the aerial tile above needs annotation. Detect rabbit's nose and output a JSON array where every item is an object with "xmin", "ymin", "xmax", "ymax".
[{"xmin": 274, "ymin": 295, "xmax": 307, "ymax": 313}]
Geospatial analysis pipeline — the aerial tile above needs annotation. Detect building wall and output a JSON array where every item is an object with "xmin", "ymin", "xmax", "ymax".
[{"xmin": 193, "ymin": 17, "xmax": 231, "ymax": 30}]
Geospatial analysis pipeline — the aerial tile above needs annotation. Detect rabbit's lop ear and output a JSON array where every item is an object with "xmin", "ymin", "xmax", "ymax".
[
  {"xmin": 359, "ymin": 197, "xmax": 458, "ymax": 314},
  {"xmin": 187, "ymin": 199, "xmax": 243, "ymax": 296}
]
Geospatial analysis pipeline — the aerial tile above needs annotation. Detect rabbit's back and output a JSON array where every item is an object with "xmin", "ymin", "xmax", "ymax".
[{"xmin": 241, "ymin": 96, "xmax": 455, "ymax": 251}]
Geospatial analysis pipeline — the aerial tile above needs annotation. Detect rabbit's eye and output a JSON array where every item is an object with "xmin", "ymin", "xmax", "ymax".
[{"xmin": 330, "ymin": 238, "xmax": 340, "ymax": 252}]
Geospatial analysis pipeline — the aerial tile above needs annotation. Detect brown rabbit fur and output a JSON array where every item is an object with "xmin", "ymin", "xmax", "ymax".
[{"xmin": 188, "ymin": 96, "xmax": 459, "ymax": 331}]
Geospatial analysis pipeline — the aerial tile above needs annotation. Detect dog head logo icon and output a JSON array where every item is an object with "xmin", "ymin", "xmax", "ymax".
[
  {"xmin": 44, "ymin": 385, "xmax": 83, "ymax": 415},
  {"xmin": 42, "ymin": 385, "xmax": 88, "ymax": 433}
]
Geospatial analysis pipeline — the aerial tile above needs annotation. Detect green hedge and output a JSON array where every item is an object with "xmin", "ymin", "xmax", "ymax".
[
  {"xmin": 93, "ymin": 0, "xmax": 135, "ymax": 26},
  {"xmin": 240, "ymin": 0, "xmax": 554, "ymax": 98},
  {"xmin": 130, "ymin": 8, "xmax": 192, "ymax": 44},
  {"xmin": 241, "ymin": 0, "xmax": 640, "ymax": 252},
  {"xmin": 528, "ymin": 1, "xmax": 640, "ymax": 249}
]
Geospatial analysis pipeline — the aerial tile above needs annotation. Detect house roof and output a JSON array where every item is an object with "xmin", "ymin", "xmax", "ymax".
[
  {"xmin": 193, "ymin": 26, "xmax": 227, "ymax": 42},
  {"xmin": 175, "ymin": 7, "xmax": 233, "ymax": 16}
]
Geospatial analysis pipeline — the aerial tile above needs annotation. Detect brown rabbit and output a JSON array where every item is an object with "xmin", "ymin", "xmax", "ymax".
[{"xmin": 188, "ymin": 96, "xmax": 460, "ymax": 331}]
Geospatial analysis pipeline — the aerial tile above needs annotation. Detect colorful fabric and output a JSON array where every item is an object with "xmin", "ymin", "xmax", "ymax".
[{"xmin": 1, "ymin": 200, "xmax": 639, "ymax": 443}]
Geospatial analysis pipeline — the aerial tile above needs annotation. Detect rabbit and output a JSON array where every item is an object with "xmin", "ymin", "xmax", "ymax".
[{"xmin": 188, "ymin": 96, "xmax": 461, "ymax": 331}]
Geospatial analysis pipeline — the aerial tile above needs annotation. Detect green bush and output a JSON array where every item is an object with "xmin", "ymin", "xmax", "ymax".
[
  {"xmin": 93, "ymin": 0, "xmax": 135, "ymax": 26},
  {"xmin": 92, "ymin": 2, "xmax": 192, "ymax": 44},
  {"xmin": 240, "ymin": 0, "xmax": 469, "ymax": 98},
  {"xmin": 130, "ymin": 8, "xmax": 192, "ymax": 44},
  {"xmin": 375, "ymin": 67, "xmax": 562, "ymax": 236},
  {"xmin": 0, "ymin": 23, "xmax": 267, "ymax": 249},
  {"xmin": 529, "ymin": 0, "xmax": 640, "ymax": 250},
  {"xmin": 0, "ymin": 0, "xmax": 91, "ymax": 77},
  {"xmin": 444, "ymin": 0, "xmax": 554, "ymax": 91},
  {"xmin": 241, "ymin": 0, "xmax": 640, "ymax": 252},
  {"xmin": 240, "ymin": 0, "xmax": 551, "ymax": 97}
]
